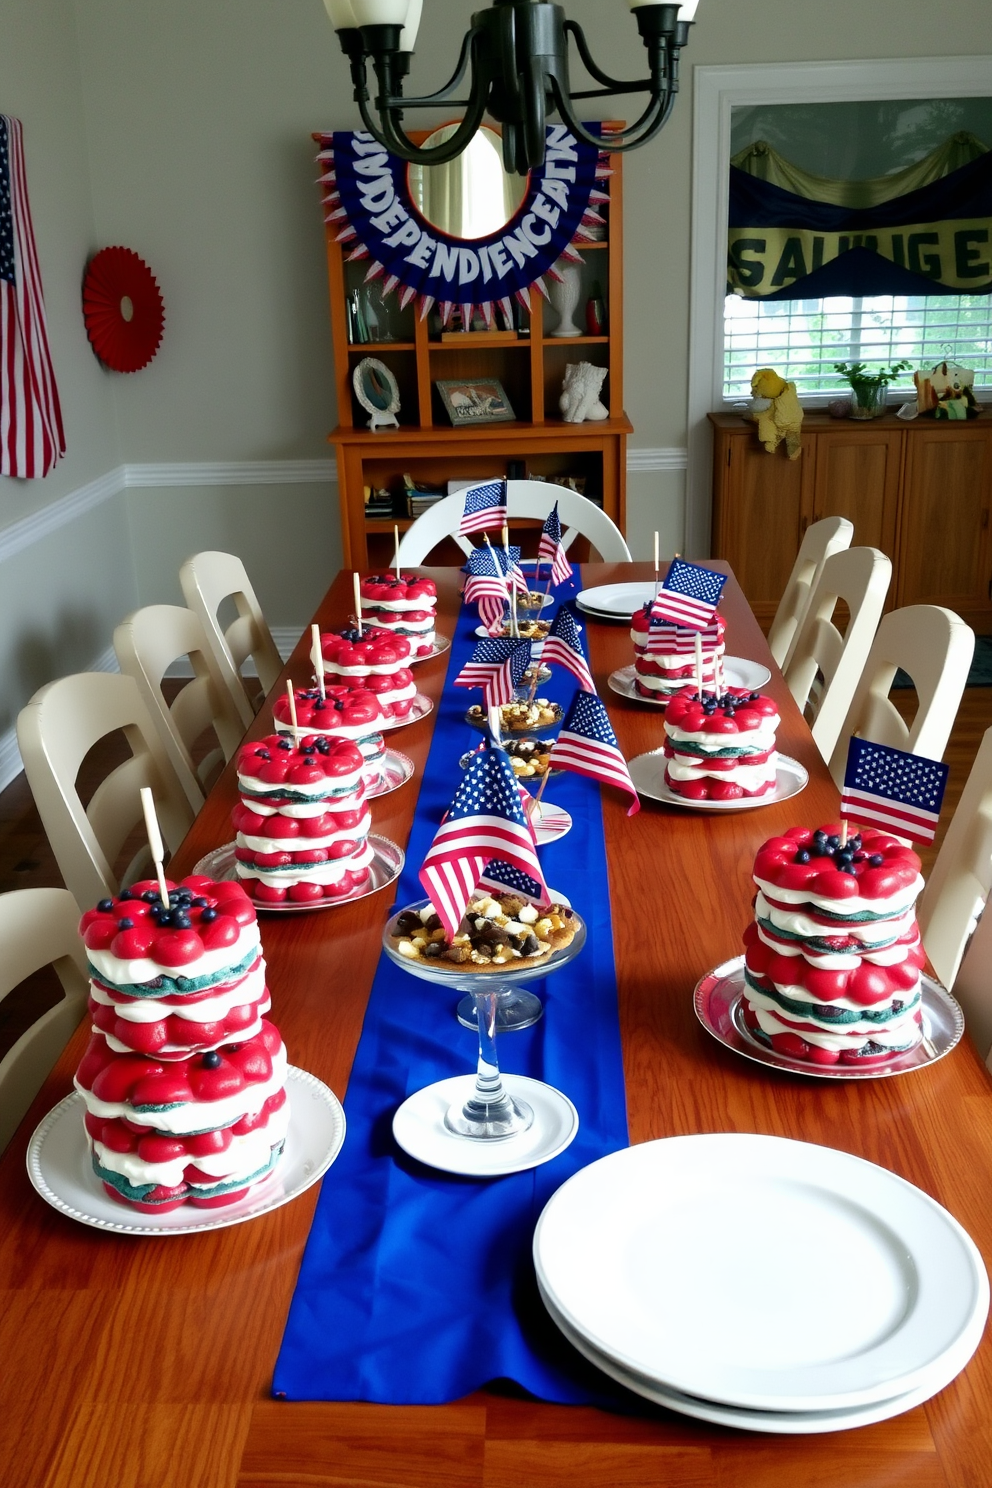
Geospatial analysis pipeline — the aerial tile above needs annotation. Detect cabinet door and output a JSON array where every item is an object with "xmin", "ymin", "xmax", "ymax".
[
  {"xmin": 898, "ymin": 427, "xmax": 992, "ymax": 616},
  {"xmin": 715, "ymin": 433, "xmax": 808, "ymax": 620},
  {"xmin": 811, "ymin": 428, "xmax": 902, "ymax": 556}
]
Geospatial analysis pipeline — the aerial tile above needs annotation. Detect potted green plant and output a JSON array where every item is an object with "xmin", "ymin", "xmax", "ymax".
[{"xmin": 834, "ymin": 360, "xmax": 912, "ymax": 419}]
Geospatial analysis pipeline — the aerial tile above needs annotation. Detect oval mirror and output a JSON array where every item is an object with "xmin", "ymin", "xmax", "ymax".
[{"xmin": 408, "ymin": 125, "xmax": 529, "ymax": 240}]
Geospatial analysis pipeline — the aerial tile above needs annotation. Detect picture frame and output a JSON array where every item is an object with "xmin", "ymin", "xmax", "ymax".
[
  {"xmin": 353, "ymin": 357, "xmax": 401, "ymax": 432},
  {"xmin": 436, "ymin": 378, "xmax": 516, "ymax": 428}
]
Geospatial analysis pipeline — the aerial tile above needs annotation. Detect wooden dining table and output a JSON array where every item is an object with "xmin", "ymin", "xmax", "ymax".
[{"xmin": 3, "ymin": 562, "xmax": 991, "ymax": 1488}]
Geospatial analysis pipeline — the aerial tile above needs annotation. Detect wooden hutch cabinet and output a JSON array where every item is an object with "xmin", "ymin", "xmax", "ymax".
[
  {"xmin": 316, "ymin": 129, "xmax": 631, "ymax": 570},
  {"xmin": 709, "ymin": 411, "xmax": 992, "ymax": 633}
]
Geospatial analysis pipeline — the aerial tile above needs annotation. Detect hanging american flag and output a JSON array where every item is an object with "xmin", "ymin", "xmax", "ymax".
[
  {"xmin": 537, "ymin": 502, "xmax": 573, "ymax": 587},
  {"xmin": 419, "ymin": 743, "xmax": 549, "ymax": 937},
  {"xmin": 453, "ymin": 637, "xmax": 531, "ymax": 707},
  {"xmin": 541, "ymin": 607, "xmax": 595, "ymax": 693},
  {"xmin": 0, "ymin": 116, "xmax": 64, "ymax": 479},
  {"xmin": 650, "ymin": 559, "xmax": 727, "ymax": 632},
  {"xmin": 459, "ymin": 479, "xmax": 507, "ymax": 535},
  {"xmin": 644, "ymin": 612, "xmax": 724, "ymax": 657},
  {"xmin": 840, "ymin": 737, "xmax": 948, "ymax": 844},
  {"xmin": 548, "ymin": 689, "xmax": 640, "ymax": 816}
]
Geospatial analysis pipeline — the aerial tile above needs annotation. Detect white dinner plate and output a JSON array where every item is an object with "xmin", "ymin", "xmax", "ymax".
[
  {"xmin": 694, "ymin": 957, "xmax": 964, "ymax": 1079},
  {"xmin": 538, "ymin": 1282, "xmax": 972, "ymax": 1435},
  {"xmin": 26, "ymin": 1067, "xmax": 346, "ymax": 1236},
  {"xmin": 576, "ymin": 582, "xmax": 657, "ymax": 620},
  {"xmin": 529, "ymin": 800, "xmax": 572, "ymax": 843},
  {"xmin": 392, "ymin": 1074, "xmax": 578, "ymax": 1177},
  {"xmin": 628, "ymin": 751, "xmax": 808, "ymax": 812},
  {"xmin": 608, "ymin": 660, "xmax": 772, "ymax": 707},
  {"xmin": 533, "ymin": 1133, "xmax": 989, "ymax": 1412}
]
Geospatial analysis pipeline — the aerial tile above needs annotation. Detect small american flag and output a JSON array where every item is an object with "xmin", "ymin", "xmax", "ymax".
[
  {"xmin": 541, "ymin": 607, "xmax": 595, "ymax": 693},
  {"xmin": 478, "ymin": 594, "xmax": 508, "ymax": 635},
  {"xmin": 479, "ymin": 856, "xmax": 548, "ymax": 907},
  {"xmin": 419, "ymin": 744, "xmax": 549, "ymax": 937},
  {"xmin": 840, "ymin": 737, "xmax": 948, "ymax": 844},
  {"xmin": 650, "ymin": 559, "xmax": 727, "ymax": 632},
  {"xmin": 537, "ymin": 503, "xmax": 573, "ymax": 587},
  {"xmin": 645, "ymin": 612, "xmax": 724, "ymax": 657},
  {"xmin": 459, "ymin": 480, "xmax": 507, "ymax": 535},
  {"xmin": 453, "ymin": 637, "xmax": 531, "ymax": 707},
  {"xmin": 548, "ymin": 690, "xmax": 640, "ymax": 816},
  {"xmin": 1, "ymin": 116, "xmax": 65, "ymax": 479}
]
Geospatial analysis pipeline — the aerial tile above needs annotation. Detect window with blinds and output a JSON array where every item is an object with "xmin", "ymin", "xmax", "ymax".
[{"xmin": 723, "ymin": 292, "xmax": 992, "ymax": 403}]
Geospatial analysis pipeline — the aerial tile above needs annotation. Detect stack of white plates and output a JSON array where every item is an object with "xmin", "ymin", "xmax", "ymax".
[
  {"xmin": 533, "ymin": 1134, "xmax": 988, "ymax": 1433},
  {"xmin": 576, "ymin": 581, "xmax": 656, "ymax": 621}
]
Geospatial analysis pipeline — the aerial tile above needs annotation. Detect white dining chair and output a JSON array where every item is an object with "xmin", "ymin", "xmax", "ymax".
[
  {"xmin": 0, "ymin": 887, "xmax": 88, "ymax": 1153},
  {"xmin": 767, "ymin": 516, "xmax": 854, "ymax": 670},
  {"xmin": 114, "ymin": 604, "xmax": 248, "ymax": 812},
  {"xmin": 826, "ymin": 605, "xmax": 975, "ymax": 789},
  {"xmin": 179, "ymin": 550, "xmax": 284, "ymax": 724},
  {"xmin": 783, "ymin": 547, "xmax": 892, "ymax": 765},
  {"xmin": 16, "ymin": 671, "xmax": 195, "ymax": 911},
  {"xmin": 396, "ymin": 479, "xmax": 632, "ymax": 565},
  {"xmin": 917, "ymin": 728, "xmax": 992, "ymax": 1059}
]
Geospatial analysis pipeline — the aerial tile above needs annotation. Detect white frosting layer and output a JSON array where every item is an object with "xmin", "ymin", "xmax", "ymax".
[
  {"xmin": 237, "ymin": 839, "xmax": 374, "ymax": 889},
  {"xmin": 372, "ymin": 678, "xmax": 418, "ymax": 707},
  {"xmin": 666, "ymin": 720, "xmax": 779, "ymax": 752},
  {"xmin": 237, "ymin": 808, "xmax": 371, "ymax": 853},
  {"xmin": 754, "ymin": 891, "xmax": 917, "ymax": 947},
  {"xmin": 361, "ymin": 595, "xmax": 436, "ymax": 614},
  {"xmin": 748, "ymin": 999, "xmax": 921, "ymax": 1052},
  {"xmin": 635, "ymin": 669, "xmax": 717, "ymax": 693},
  {"xmin": 238, "ymin": 766, "xmax": 363, "ymax": 799},
  {"xmin": 245, "ymin": 795, "xmax": 361, "ymax": 820},
  {"xmin": 667, "ymin": 758, "xmax": 778, "ymax": 789},
  {"xmin": 755, "ymin": 919, "xmax": 922, "ymax": 971},
  {"xmin": 91, "ymin": 1100, "xmax": 290, "ymax": 1189},
  {"xmin": 76, "ymin": 1044, "xmax": 288, "ymax": 1134},
  {"xmin": 87, "ymin": 923, "xmax": 261, "ymax": 990},
  {"xmin": 754, "ymin": 873, "xmax": 925, "ymax": 920},
  {"xmin": 90, "ymin": 962, "xmax": 268, "ymax": 1025}
]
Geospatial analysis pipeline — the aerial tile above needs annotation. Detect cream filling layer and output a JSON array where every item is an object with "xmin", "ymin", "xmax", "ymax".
[
  {"xmin": 243, "ymin": 794, "xmax": 363, "ymax": 820},
  {"xmin": 755, "ymin": 919, "xmax": 921, "ymax": 970},
  {"xmin": 373, "ymin": 678, "xmax": 418, "ymax": 706},
  {"xmin": 238, "ymin": 767, "xmax": 363, "ymax": 799},
  {"xmin": 754, "ymin": 891, "xmax": 918, "ymax": 945},
  {"xmin": 237, "ymin": 808, "xmax": 372, "ymax": 853},
  {"xmin": 236, "ymin": 839, "xmax": 375, "ymax": 888},
  {"xmin": 361, "ymin": 596, "xmax": 437, "ymax": 614},
  {"xmin": 89, "ymin": 962, "xmax": 268, "ymax": 1024},
  {"xmin": 753, "ymin": 873, "xmax": 925, "ymax": 919},
  {"xmin": 321, "ymin": 658, "xmax": 410, "ymax": 679},
  {"xmin": 76, "ymin": 1044, "xmax": 288, "ymax": 1134},
  {"xmin": 91, "ymin": 1101, "xmax": 290, "ymax": 1189},
  {"xmin": 666, "ymin": 758, "xmax": 778, "ymax": 789},
  {"xmin": 87, "ymin": 924, "xmax": 261, "ymax": 990},
  {"xmin": 665, "ymin": 722, "xmax": 779, "ymax": 751},
  {"xmin": 634, "ymin": 670, "xmax": 716, "ymax": 693},
  {"xmin": 748, "ymin": 999, "xmax": 922, "ymax": 1052}
]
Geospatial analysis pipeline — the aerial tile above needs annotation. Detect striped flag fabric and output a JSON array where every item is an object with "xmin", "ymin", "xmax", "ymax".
[
  {"xmin": 548, "ymin": 689, "xmax": 640, "ymax": 816},
  {"xmin": 537, "ymin": 503, "xmax": 573, "ymax": 587},
  {"xmin": 459, "ymin": 480, "xmax": 507, "ymax": 535},
  {"xmin": 419, "ymin": 744, "xmax": 549, "ymax": 938},
  {"xmin": 645, "ymin": 614, "xmax": 724, "ymax": 657},
  {"xmin": 650, "ymin": 559, "xmax": 726, "ymax": 632},
  {"xmin": 0, "ymin": 116, "xmax": 65, "ymax": 479},
  {"xmin": 541, "ymin": 607, "xmax": 595, "ymax": 693},
  {"xmin": 463, "ymin": 544, "xmax": 510, "ymax": 634},
  {"xmin": 453, "ymin": 637, "xmax": 531, "ymax": 707},
  {"xmin": 479, "ymin": 855, "xmax": 549, "ymax": 907},
  {"xmin": 840, "ymin": 737, "xmax": 949, "ymax": 844}
]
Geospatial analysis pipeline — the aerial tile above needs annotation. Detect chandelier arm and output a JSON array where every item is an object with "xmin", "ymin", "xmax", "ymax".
[
  {"xmin": 366, "ymin": 79, "xmax": 491, "ymax": 168},
  {"xmin": 377, "ymin": 29, "xmax": 476, "ymax": 110},
  {"xmin": 549, "ymin": 76, "xmax": 670, "ymax": 154},
  {"xmin": 561, "ymin": 19, "xmax": 659, "ymax": 95}
]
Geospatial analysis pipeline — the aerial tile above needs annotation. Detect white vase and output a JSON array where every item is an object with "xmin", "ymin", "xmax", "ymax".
[{"xmin": 547, "ymin": 262, "xmax": 582, "ymax": 338}]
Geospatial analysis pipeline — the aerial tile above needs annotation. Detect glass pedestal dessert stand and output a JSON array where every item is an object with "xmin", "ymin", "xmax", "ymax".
[{"xmin": 383, "ymin": 903, "xmax": 585, "ymax": 1168}]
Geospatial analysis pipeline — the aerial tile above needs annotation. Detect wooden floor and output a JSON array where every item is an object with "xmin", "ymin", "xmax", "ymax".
[{"xmin": 2, "ymin": 682, "xmax": 990, "ymax": 1065}]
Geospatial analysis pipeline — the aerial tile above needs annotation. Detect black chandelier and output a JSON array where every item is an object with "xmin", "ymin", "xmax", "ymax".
[{"xmin": 323, "ymin": 0, "xmax": 700, "ymax": 176}]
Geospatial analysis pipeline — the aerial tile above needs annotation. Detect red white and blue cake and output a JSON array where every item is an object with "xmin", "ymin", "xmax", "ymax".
[
  {"xmin": 313, "ymin": 630, "xmax": 417, "ymax": 716},
  {"xmin": 359, "ymin": 574, "xmax": 437, "ymax": 656},
  {"xmin": 662, "ymin": 687, "xmax": 780, "ymax": 801},
  {"xmin": 631, "ymin": 605, "xmax": 727, "ymax": 702},
  {"xmin": 272, "ymin": 685, "xmax": 390, "ymax": 791},
  {"xmin": 741, "ymin": 825, "xmax": 927, "ymax": 1067}
]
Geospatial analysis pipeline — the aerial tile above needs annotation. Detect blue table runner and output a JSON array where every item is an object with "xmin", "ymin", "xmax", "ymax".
[{"xmin": 273, "ymin": 577, "xmax": 630, "ymax": 1404}]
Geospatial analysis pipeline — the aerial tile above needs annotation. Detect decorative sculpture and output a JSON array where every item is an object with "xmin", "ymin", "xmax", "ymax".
[
  {"xmin": 547, "ymin": 261, "xmax": 583, "ymax": 338},
  {"xmin": 560, "ymin": 362, "xmax": 608, "ymax": 424}
]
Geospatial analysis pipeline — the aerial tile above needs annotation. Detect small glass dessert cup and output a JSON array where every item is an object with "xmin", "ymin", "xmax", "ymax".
[{"xmin": 383, "ymin": 900, "xmax": 586, "ymax": 1141}]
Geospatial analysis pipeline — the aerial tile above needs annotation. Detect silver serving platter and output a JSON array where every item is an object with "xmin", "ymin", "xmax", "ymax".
[
  {"xmin": 629, "ymin": 751, "xmax": 808, "ymax": 813},
  {"xmin": 379, "ymin": 693, "xmax": 434, "ymax": 731},
  {"xmin": 365, "ymin": 749, "xmax": 415, "ymax": 798},
  {"xmin": 192, "ymin": 833, "xmax": 404, "ymax": 914},
  {"xmin": 694, "ymin": 955, "xmax": 964, "ymax": 1081},
  {"xmin": 407, "ymin": 636, "xmax": 450, "ymax": 664}
]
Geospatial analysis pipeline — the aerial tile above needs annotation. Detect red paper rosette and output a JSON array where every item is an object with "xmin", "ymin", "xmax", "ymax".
[{"xmin": 82, "ymin": 247, "xmax": 164, "ymax": 373}]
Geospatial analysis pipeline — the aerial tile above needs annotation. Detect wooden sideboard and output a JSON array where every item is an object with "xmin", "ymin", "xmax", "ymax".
[{"xmin": 709, "ymin": 410, "xmax": 992, "ymax": 633}]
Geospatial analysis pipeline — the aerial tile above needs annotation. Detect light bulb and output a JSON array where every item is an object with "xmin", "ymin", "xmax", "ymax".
[
  {"xmin": 323, "ymin": 0, "xmax": 358, "ymax": 28},
  {"xmin": 400, "ymin": 0, "xmax": 422, "ymax": 50},
  {"xmin": 350, "ymin": 0, "xmax": 412, "ymax": 25}
]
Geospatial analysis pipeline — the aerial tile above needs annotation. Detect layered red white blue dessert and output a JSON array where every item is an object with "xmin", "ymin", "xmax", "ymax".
[
  {"xmin": 741, "ymin": 825, "xmax": 927, "ymax": 1067},
  {"xmin": 313, "ymin": 630, "xmax": 417, "ymax": 715},
  {"xmin": 663, "ymin": 687, "xmax": 780, "ymax": 801},
  {"xmin": 360, "ymin": 575, "xmax": 437, "ymax": 656},
  {"xmin": 272, "ymin": 686, "xmax": 390, "ymax": 790},
  {"xmin": 631, "ymin": 606, "xmax": 727, "ymax": 701}
]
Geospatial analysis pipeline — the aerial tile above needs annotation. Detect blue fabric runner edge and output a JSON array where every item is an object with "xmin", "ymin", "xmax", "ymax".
[{"xmin": 272, "ymin": 572, "xmax": 631, "ymax": 1405}]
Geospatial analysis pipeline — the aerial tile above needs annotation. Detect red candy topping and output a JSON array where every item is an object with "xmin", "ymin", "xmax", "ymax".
[
  {"xmin": 319, "ymin": 632, "xmax": 411, "ymax": 669},
  {"xmin": 79, "ymin": 878, "xmax": 256, "ymax": 968},
  {"xmin": 271, "ymin": 686, "xmax": 389, "ymax": 733},
  {"xmin": 753, "ymin": 825, "xmax": 921, "ymax": 903},
  {"xmin": 76, "ymin": 1021, "xmax": 283, "ymax": 1109},
  {"xmin": 236, "ymin": 733, "xmax": 364, "ymax": 786},
  {"xmin": 360, "ymin": 574, "xmax": 436, "ymax": 605},
  {"xmin": 665, "ymin": 687, "xmax": 779, "ymax": 736}
]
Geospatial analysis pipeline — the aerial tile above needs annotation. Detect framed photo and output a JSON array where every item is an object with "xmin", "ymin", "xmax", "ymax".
[{"xmin": 436, "ymin": 378, "xmax": 516, "ymax": 427}]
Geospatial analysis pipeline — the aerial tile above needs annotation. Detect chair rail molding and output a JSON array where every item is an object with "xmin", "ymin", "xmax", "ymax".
[{"xmin": 687, "ymin": 54, "xmax": 992, "ymax": 560}]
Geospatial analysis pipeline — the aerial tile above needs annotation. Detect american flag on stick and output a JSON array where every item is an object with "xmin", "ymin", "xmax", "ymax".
[
  {"xmin": 479, "ymin": 855, "xmax": 550, "ymax": 907},
  {"xmin": 459, "ymin": 479, "xmax": 507, "ymax": 535},
  {"xmin": 541, "ymin": 607, "xmax": 595, "ymax": 693},
  {"xmin": 840, "ymin": 737, "xmax": 948, "ymax": 845},
  {"xmin": 548, "ymin": 689, "xmax": 640, "ymax": 816},
  {"xmin": 464, "ymin": 544, "xmax": 510, "ymax": 633},
  {"xmin": 650, "ymin": 559, "xmax": 726, "ymax": 633},
  {"xmin": 419, "ymin": 744, "xmax": 549, "ymax": 938},
  {"xmin": 537, "ymin": 503, "xmax": 574, "ymax": 587},
  {"xmin": 645, "ymin": 614, "xmax": 724, "ymax": 657},
  {"xmin": 453, "ymin": 637, "xmax": 531, "ymax": 707},
  {"xmin": 0, "ymin": 116, "xmax": 65, "ymax": 479}
]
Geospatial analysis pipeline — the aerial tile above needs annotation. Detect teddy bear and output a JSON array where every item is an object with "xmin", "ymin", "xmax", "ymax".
[{"xmin": 749, "ymin": 367, "xmax": 804, "ymax": 460}]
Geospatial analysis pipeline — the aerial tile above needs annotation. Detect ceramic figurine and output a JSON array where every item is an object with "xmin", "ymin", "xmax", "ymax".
[
  {"xmin": 560, "ymin": 362, "xmax": 609, "ymax": 423},
  {"xmin": 547, "ymin": 261, "xmax": 582, "ymax": 338}
]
